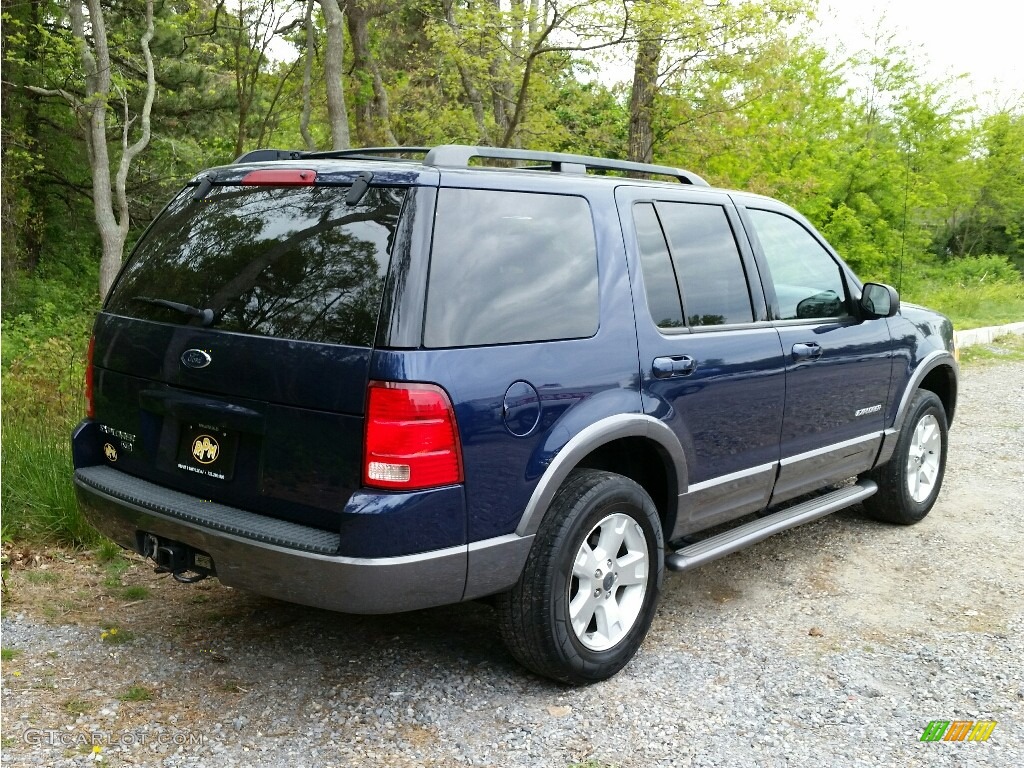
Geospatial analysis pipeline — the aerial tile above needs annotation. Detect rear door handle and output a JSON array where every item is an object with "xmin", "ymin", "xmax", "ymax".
[
  {"xmin": 792, "ymin": 342, "xmax": 823, "ymax": 361},
  {"xmin": 653, "ymin": 355, "xmax": 696, "ymax": 378}
]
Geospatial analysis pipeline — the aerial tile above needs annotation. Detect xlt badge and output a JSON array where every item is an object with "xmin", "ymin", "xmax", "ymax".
[{"xmin": 181, "ymin": 349, "xmax": 212, "ymax": 369}]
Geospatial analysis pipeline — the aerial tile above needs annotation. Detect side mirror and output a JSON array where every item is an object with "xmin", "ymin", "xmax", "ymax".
[{"xmin": 859, "ymin": 282, "xmax": 900, "ymax": 319}]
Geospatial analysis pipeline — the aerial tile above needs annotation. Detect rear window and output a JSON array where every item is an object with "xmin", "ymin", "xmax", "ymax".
[
  {"xmin": 424, "ymin": 188, "xmax": 599, "ymax": 348},
  {"xmin": 105, "ymin": 184, "xmax": 405, "ymax": 346}
]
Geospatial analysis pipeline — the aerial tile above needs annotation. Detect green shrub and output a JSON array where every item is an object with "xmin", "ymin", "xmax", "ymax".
[
  {"xmin": 902, "ymin": 254, "xmax": 1024, "ymax": 329},
  {"xmin": 2, "ymin": 274, "xmax": 97, "ymax": 547},
  {"xmin": 0, "ymin": 414, "xmax": 99, "ymax": 547}
]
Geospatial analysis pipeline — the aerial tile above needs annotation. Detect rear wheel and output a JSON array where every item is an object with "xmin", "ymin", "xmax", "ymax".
[
  {"xmin": 863, "ymin": 390, "xmax": 948, "ymax": 524},
  {"xmin": 496, "ymin": 469, "xmax": 664, "ymax": 684}
]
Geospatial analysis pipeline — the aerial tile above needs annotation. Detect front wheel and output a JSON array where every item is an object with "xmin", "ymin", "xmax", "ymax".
[
  {"xmin": 863, "ymin": 390, "xmax": 948, "ymax": 524},
  {"xmin": 496, "ymin": 469, "xmax": 664, "ymax": 684}
]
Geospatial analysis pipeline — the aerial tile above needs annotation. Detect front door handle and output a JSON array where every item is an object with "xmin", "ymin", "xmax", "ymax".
[
  {"xmin": 653, "ymin": 355, "xmax": 696, "ymax": 379},
  {"xmin": 792, "ymin": 342, "xmax": 823, "ymax": 361}
]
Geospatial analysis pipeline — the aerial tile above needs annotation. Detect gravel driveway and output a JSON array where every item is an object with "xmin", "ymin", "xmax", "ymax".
[{"xmin": 2, "ymin": 361, "xmax": 1022, "ymax": 768}]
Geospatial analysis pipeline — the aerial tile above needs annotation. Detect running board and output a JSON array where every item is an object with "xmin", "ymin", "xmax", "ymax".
[{"xmin": 665, "ymin": 480, "xmax": 877, "ymax": 572}]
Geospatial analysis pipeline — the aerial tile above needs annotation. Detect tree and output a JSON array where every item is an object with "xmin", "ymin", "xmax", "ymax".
[
  {"xmin": 59, "ymin": 0, "xmax": 156, "ymax": 298},
  {"xmin": 348, "ymin": 1, "xmax": 397, "ymax": 146},
  {"xmin": 626, "ymin": 0, "xmax": 807, "ymax": 164},
  {"xmin": 943, "ymin": 109, "xmax": 1024, "ymax": 266},
  {"xmin": 428, "ymin": 0, "xmax": 628, "ymax": 147},
  {"xmin": 318, "ymin": 0, "xmax": 351, "ymax": 149}
]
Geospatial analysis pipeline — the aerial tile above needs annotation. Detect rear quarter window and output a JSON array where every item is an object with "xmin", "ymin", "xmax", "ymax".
[
  {"xmin": 105, "ymin": 184, "xmax": 405, "ymax": 346},
  {"xmin": 424, "ymin": 188, "xmax": 599, "ymax": 348}
]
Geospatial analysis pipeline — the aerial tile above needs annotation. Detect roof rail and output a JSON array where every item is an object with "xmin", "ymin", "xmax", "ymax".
[
  {"xmin": 234, "ymin": 149, "xmax": 304, "ymax": 163},
  {"xmin": 423, "ymin": 145, "xmax": 709, "ymax": 186},
  {"xmin": 233, "ymin": 144, "xmax": 709, "ymax": 186},
  {"xmin": 301, "ymin": 146, "xmax": 432, "ymax": 160},
  {"xmin": 233, "ymin": 147, "xmax": 431, "ymax": 165}
]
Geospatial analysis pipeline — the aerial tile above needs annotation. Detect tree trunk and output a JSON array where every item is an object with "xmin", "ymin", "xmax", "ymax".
[
  {"xmin": 489, "ymin": 0, "xmax": 512, "ymax": 143},
  {"xmin": 442, "ymin": 0, "xmax": 488, "ymax": 144},
  {"xmin": 528, "ymin": 0, "xmax": 541, "ymax": 37},
  {"xmin": 348, "ymin": 3, "xmax": 397, "ymax": 146},
  {"xmin": 300, "ymin": 0, "xmax": 316, "ymax": 151},
  {"xmin": 71, "ymin": 0, "xmax": 156, "ymax": 299},
  {"xmin": 319, "ymin": 0, "xmax": 351, "ymax": 150},
  {"xmin": 628, "ymin": 35, "xmax": 662, "ymax": 164},
  {"xmin": 21, "ymin": 0, "xmax": 46, "ymax": 269}
]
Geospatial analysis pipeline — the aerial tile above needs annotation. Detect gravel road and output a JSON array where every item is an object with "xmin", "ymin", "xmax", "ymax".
[{"xmin": 2, "ymin": 361, "xmax": 1022, "ymax": 768}]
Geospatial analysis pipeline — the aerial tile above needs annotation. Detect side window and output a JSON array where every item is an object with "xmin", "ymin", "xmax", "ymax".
[
  {"xmin": 746, "ymin": 209, "xmax": 851, "ymax": 321},
  {"xmin": 657, "ymin": 202, "xmax": 754, "ymax": 327},
  {"xmin": 633, "ymin": 203, "xmax": 684, "ymax": 328},
  {"xmin": 424, "ymin": 189, "xmax": 598, "ymax": 347}
]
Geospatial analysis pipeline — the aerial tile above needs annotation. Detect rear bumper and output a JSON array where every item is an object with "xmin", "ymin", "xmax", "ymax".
[{"xmin": 74, "ymin": 465, "xmax": 532, "ymax": 614}]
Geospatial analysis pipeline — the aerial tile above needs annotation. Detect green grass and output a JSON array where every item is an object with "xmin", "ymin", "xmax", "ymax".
[
  {"xmin": 99, "ymin": 625, "xmax": 134, "ymax": 645},
  {"xmin": 121, "ymin": 585, "xmax": 150, "ymax": 601},
  {"xmin": 959, "ymin": 333, "xmax": 1024, "ymax": 365},
  {"xmin": 1, "ymin": 284, "xmax": 99, "ymax": 548},
  {"xmin": 0, "ymin": 415, "xmax": 99, "ymax": 547},
  {"xmin": 63, "ymin": 698, "xmax": 93, "ymax": 715},
  {"xmin": 102, "ymin": 556, "xmax": 132, "ymax": 588},
  {"xmin": 905, "ymin": 280, "xmax": 1024, "ymax": 329},
  {"xmin": 118, "ymin": 685, "xmax": 153, "ymax": 702},
  {"xmin": 23, "ymin": 570, "xmax": 62, "ymax": 585},
  {"xmin": 1, "ymin": 648, "xmax": 23, "ymax": 662},
  {"xmin": 94, "ymin": 540, "xmax": 124, "ymax": 564}
]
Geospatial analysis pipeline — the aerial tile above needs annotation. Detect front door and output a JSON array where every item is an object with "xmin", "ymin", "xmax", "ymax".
[{"xmin": 738, "ymin": 200, "xmax": 893, "ymax": 504}]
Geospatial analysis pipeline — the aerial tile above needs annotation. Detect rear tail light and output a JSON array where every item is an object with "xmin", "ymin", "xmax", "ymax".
[
  {"xmin": 363, "ymin": 381, "xmax": 463, "ymax": 490},
  {"xmin": 85, "ymin": 335, "xmax": 96, "ymax": 419}
]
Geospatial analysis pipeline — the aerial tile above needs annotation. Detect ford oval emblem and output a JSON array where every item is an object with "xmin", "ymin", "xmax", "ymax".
[{"xmin": 181, "ymin": 349, "xmax": 212, "ymax": 369}]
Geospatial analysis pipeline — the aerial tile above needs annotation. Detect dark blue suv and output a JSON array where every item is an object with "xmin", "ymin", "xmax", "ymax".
[{"xmin": 73, "ymin": 145, "xmax": 958, "ymax": 683}]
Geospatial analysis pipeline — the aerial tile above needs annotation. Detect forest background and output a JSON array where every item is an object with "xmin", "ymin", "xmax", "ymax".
[{"xmin": 1, "ymin": 0, "xmax": 1022, "ymax": 544}]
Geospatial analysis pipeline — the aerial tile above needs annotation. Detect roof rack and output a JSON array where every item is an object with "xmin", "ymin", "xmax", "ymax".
[
  {"xmin": 424, "ymin": 145, "xmax": 709, "ymax": 186},
  {"xmin": 302, "ymin": 146, "xmax": 433, "ymax": 161},
  {"xmin": 234, "ymin": 147, "xmax": 431, "ymax": 164},
  {"xmin": 233, "ymin": 144, "xmax": 709, "ymax": 186}
]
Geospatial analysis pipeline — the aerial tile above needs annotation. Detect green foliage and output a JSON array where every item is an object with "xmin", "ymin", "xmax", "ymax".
[
  {"xmin": 1, "ymin": 273, "xmax": 97, "ymax": 548},
  {"xmin": 0, "ymin": 414, "xmax": 99, "ymax": 548},
  {"xmin": 903, "ymin": 255, "xmax": 1024, "ymax": 329}
]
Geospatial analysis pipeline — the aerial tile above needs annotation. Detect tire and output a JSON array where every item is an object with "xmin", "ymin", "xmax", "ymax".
[
  {"xmin": 862, "ymin": 390, "xmax": 948, "ymax": 524},
  {"xmin": 496, "ymin": 469, "xmax": 664, "ymax": 684}
]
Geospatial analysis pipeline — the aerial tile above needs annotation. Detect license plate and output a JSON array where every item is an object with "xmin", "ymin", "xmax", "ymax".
[{"xmin": 176, "ymin": 423, "xmax": 238, "ymax": 481}]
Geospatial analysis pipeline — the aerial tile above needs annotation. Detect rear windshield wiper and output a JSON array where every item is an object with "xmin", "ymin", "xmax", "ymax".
[{"xmin": 133, "ymin": 296, "xmax": 215, "ymax": 327}]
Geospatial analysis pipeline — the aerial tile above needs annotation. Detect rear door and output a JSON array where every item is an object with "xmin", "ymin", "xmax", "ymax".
[
  {"xmin": 736, "ymin": 198, "xmax": 894, "ymax": 504},
  {"xmin": 617, "ymin": 186, "xmax": 786, "ymax": 536},
  {"xmin": 94, "ymin": 175, "xmax": 412, "ymax": 530}
]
